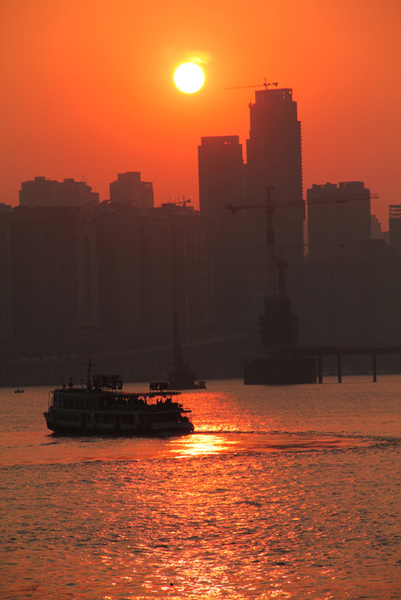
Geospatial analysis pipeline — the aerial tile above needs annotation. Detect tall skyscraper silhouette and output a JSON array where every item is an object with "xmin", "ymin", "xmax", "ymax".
[
  {"xmin": 245, "ymin": 88, "xmax": 305, "ymax": 267},
  {"xmin": 198, "ymin": 91, "xmax": 306, "ymax": 331},
  {"xmin": 198, "ymin": 136, "xmax": 248, "ymax": 330}
]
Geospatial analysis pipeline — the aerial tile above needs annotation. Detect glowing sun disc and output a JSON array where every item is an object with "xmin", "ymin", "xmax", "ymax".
[{"xmin": 174, "ymin": 63, "xmax": 205, "ymax": 94}]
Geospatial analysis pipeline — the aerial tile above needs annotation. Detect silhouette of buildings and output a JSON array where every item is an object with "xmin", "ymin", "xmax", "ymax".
[
  {"xmin": 198, "ymin": 89, "xmax": 306, "ymax": 332},
  {"xmin": 0, "ymin": 176, "xmax": 212, "ymax": 372},
  {"xmin": 2, "ymin": 85, "xmax": 401, "ymax": 383},
  {"xmin": 287, "ymin": 182, "xmax": 401, "ymax": 348},
  {"xmin": 109, "ymin": 172, "xmax": 154, "ymax": 209},
  {"xmin": 0, "ymin": 210, "xmax": 13, "ymax": 344},
  {"xmin": 10, "ymin": 205, "xmax": 99, "ymax": 354},
  {"xmin": 198, "ymin": 136, "xmax": 248, "ymax": 330},
  {"xmin": 389, "ymin": 205, "xmax": 401, "ymax": 261},
  {"xmin": 95, "ymin": 200, "xmax": 211, "ymax": 344},
  {"xmin": 371, "ymin": 214, "xmax": 389, "ymax": 244},
  {"xmin": 20, "ymin": 177, "xmax": 99, "ymax": 208},
  {"xmin": 307, "ymin": 181, "xmax": 371, "ymax": 262},
  {"xmin": 245, "ymin": 88, "xmax": 305, "ymax": 266}
]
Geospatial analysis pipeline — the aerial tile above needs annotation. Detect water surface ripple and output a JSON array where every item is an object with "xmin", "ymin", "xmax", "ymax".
[{"xmin": 0, "ymin": 377, "xmax": 400, "ymax": 599}]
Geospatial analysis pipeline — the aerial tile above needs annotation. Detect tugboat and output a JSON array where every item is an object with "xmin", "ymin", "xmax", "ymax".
[
  {"xmin": 44, "ymin": 360, "xmax": 194, "ymax": 436},
  {"xmin": 150, "ymin": 313, "xmax": 206, "ymax": 391}
]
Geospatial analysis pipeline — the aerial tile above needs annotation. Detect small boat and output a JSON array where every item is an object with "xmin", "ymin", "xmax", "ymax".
[
  {"xmin": 14, "ymin": 388, "xmax": 24, "ymax": 394},
  {"xmin": 44, "ymin": 361, "xmax": 194, "ymax": 437}
]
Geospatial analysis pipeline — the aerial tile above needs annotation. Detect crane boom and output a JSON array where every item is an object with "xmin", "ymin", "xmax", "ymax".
[
  {"xmin": 227, "ymin": 191, "xmax": 379, "ymax": 296},
  {"xmin": 225, "ymin": 78, "xmax": 278, "ymax": 91}
]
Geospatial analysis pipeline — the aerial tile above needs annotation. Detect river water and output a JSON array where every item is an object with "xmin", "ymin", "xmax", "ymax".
[{"xmin": 0, "ymin": 377, "xmax": 400, "ymax": 599}]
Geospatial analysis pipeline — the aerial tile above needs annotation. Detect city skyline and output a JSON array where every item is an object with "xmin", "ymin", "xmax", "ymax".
[{"xmin": 1, "ymin": 0, "xmax": 400, "ymax": 228}]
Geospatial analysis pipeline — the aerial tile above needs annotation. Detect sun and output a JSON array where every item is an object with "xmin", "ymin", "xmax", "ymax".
[{"xmin": 174, "ymin": 63, "xmax": 205, "ymax": 94}]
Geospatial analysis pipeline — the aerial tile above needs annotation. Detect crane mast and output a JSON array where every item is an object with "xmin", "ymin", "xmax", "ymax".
[
  {"xmin": 227, "ymin": 190, "xmax": 378, "ymax": 356},
  {"xmin": 173, "ymin": 312, "xmax": 186, "ymax": 372}
]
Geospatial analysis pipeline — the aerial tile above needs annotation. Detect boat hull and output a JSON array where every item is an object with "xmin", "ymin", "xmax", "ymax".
[{"xmin": 44, "ymin": 411, "xmax": 194, "ymax": 437}]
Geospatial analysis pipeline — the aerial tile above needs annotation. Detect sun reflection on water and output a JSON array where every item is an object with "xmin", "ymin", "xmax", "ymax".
[
  {"xmin": 169, "ymin": 433, "xmax": 235, "ymax": 458},
  {"xmin": 166, "ymin": 431, "xmax": 374, "ymax": 461}
]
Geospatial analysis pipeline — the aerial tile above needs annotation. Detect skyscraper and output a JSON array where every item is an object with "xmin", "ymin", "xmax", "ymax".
[
  {"xmin": 389, "ymin": 205, "xmax": 401, "ymax": 261},
  {"xmin": 245, "ymin": 88, "xmax": 305, "ymax": 266},
  {"xmin": 307, "ymin": 181, "xmax": 371, "ymax": 262},
  {"xmin": 198, "ymin": 136, "xmax": 248, "ymax": 330}
]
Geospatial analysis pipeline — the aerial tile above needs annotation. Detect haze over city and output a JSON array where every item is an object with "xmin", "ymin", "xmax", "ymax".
[
  {"xmin": 1, "ymin": 0, "xmax": 400, "ymax": 228},
  {"xmin": 1, "ymin": 3, "xmax": 401, "ymax": 599}
]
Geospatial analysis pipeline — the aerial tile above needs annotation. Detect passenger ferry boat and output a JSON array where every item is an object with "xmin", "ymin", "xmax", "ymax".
[{"xmin": 44, "ymin": 363, "xmax": 194, "ymax": 436}]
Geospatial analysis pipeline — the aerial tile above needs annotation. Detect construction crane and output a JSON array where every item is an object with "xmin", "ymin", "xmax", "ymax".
[
  {"xmin": 228, "ymin": 187, "xmax": 276, "ymax": 295},
  {"xmin": 228, "ymin": 192, "xmax": 378, "ymax": 213},
  {"xmin": 227, "ymin": 190, "xmax": 379, "ymax": 353},
  {"xmin": 172, "ymin": 196, "xmax": 191, "ymax": 207},
  {"xmin": 227, "ymin": 191, "xmax": 379, "ymax": 294},
  {"xmin": 225, "ymin": 78, "xmax": 279, "ymax": 91},
  {"xmin": 271, "ymin": 254, "xmax": 289, "ymax": 297},
  {"xmin": 172, "ymin": 312, "xmax": 186, "ymax": 374}
]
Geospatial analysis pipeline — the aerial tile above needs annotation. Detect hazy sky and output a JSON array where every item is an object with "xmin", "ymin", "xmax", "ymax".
[{"xmin": 1, "ymin": 0, "xmax": 400, "ymax": 227}]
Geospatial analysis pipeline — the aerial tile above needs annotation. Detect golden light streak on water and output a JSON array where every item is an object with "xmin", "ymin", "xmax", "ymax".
[
  {"xmin": 169, "ymin": 433, "xmax": 235, "ymax": 457},
  {"xmin": 0, "ymin": 377, "xmax": 400, "ymax": 599}
]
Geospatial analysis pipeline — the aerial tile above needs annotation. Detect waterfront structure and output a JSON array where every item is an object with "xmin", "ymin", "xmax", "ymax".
[
  {"xmin": 109, "ymin": 172, "xmax": 154, "ymax": 209},
  {"xmin": 307, "ymin": 181, "xmax": 371, "ymax": 263},
  {"xmin": 19, "ymin": 177, "xmax": 99, "ymax": 208},
  {"xmin": 389, "ymin": 205, "xmax": 401, "ymax": 261}
]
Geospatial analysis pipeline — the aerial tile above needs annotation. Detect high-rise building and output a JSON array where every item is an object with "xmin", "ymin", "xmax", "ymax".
[
  {"xmin": 198, "ymin": 136, "xmax": 248, "ymax": 329},
  {"xmin": 389, "ymin": 205, "xmax": 401, "ymax": 261},
  {"xmin": 95, "ymin": 200, "xmax": 212, "ymax": 344},
  {"xmin": 19, "ymin": 177, "xmax": 99, "ymax": 208},
  {"xmin": 152, "ymin": 202, "xmax": 213, "ymax": 336},
  {"xmin": 371, "ymin": 214, "xmax": 389, "ymax": 245},
  {"xmin": 109, "ymin": 172, "xmax": 154, "ymax": 209},
  {"xmin": 11, "ymin": 205, "xmax": 99, "ymax": 350},
  {"xmin": 245, "ymin": 88, "xmax": 305, "ymax": 266},
  {"xmin": 307, "ymin": 181, "xmax": 371, "ymax": 263},
  {"xmin": 0, "ymin": 210, "xmax": 13, "ymax": 344}
]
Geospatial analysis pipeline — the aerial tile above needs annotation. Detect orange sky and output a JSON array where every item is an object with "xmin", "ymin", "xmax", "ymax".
[{"xmin": 1, "ymin": 0, "xmax": 400, "ymax": 228}]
